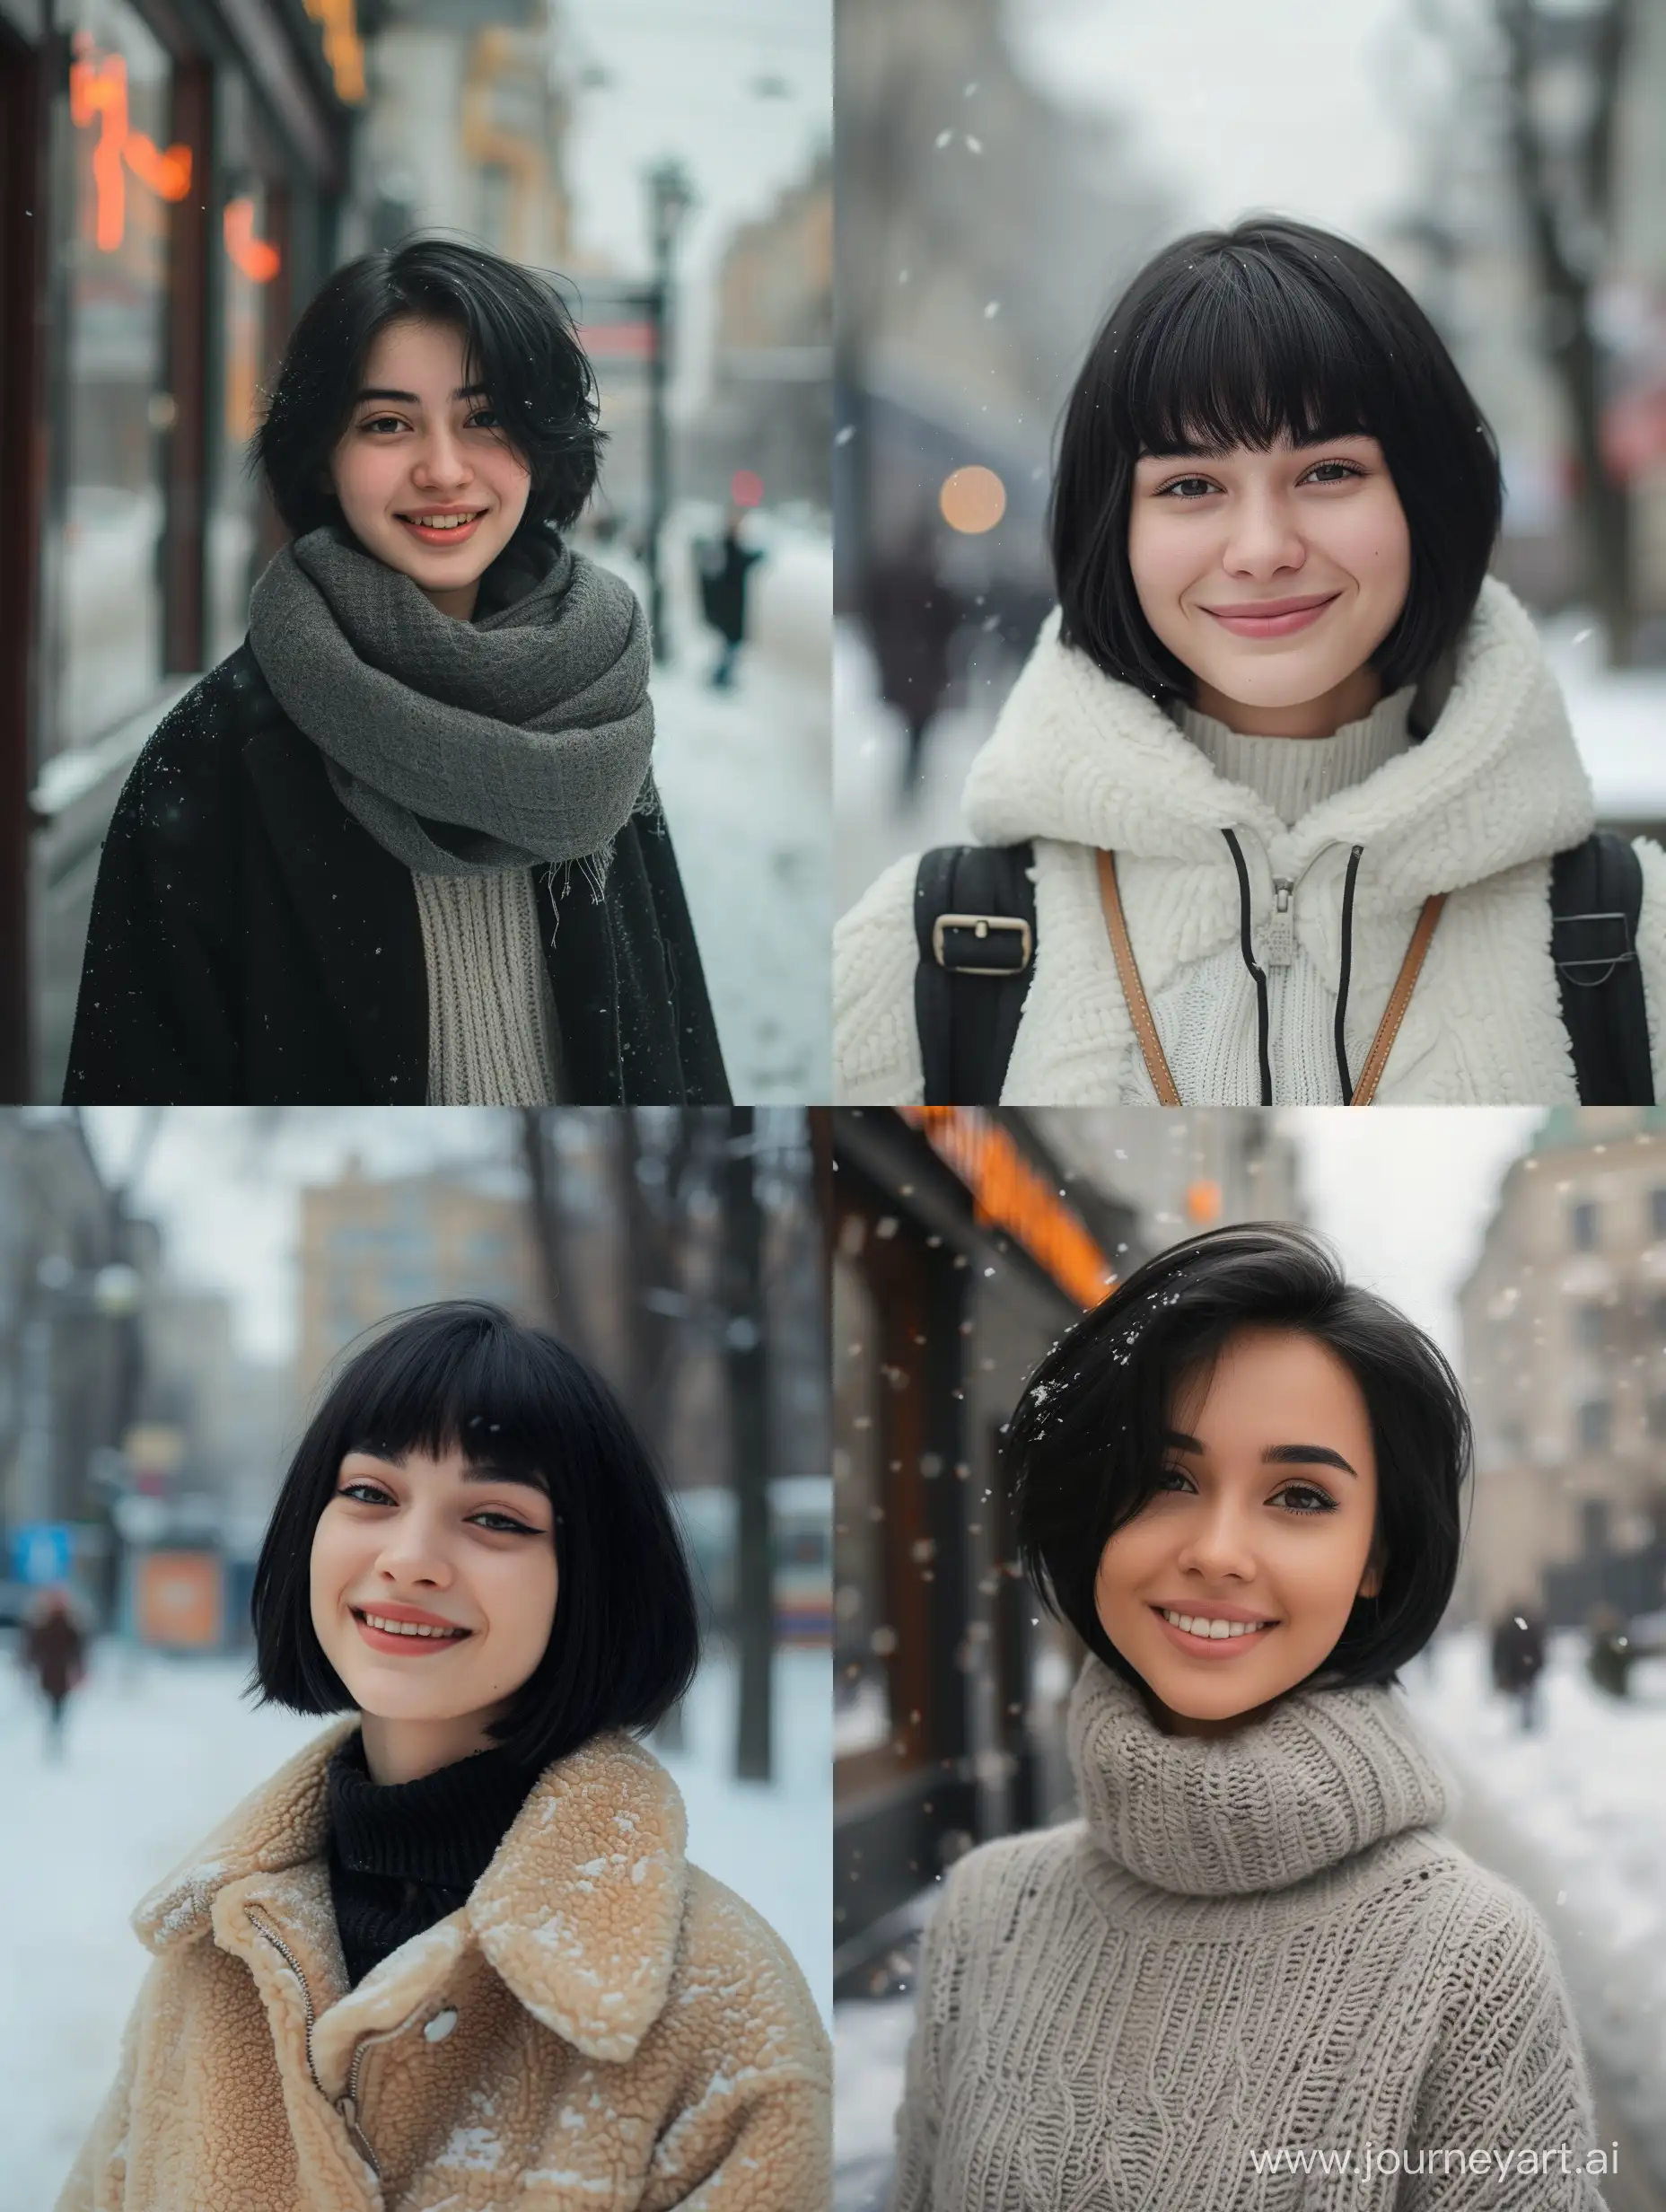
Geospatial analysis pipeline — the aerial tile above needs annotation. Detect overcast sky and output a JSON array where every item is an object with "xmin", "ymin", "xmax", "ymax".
[
  {"xmin": 1009, "ymin": 0, "xmax": 1428, "ymax": 250},
  {"xmin": 557, "ymin": 0, "xmax": 829, "ymax": 413}
]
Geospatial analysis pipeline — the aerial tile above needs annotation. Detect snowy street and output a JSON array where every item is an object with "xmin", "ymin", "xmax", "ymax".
[
  {"xmin": 607, "ymin": 507, "xmax": 831, "ymax": 1102},
  {"xmin": 0, "ymin": 1637, "xmax": 829, "ymax": 2212},
  {"xmin": 832, "ymin": 1628, "xmax": 1666, "ymax": 2212}
]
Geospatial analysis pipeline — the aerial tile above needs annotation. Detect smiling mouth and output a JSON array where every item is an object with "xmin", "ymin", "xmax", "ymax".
[
  {"xmin": 352, "ymin": 1607, "xmax": 471, "ymax": 1644},
  {"xmin": 1151, "ymin": 1604, "xmax": 1279, "ymax": 1647}
]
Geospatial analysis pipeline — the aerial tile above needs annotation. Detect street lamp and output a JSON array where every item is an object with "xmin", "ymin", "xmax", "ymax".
[{"xmin": 644, "ymin": 157, "xmax": 697, "ymax": 663}]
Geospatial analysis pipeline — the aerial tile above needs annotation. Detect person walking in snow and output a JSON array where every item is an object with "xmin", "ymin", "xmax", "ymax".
[
  {"xmin": 892, "ymin": 1226, "xmax": 1611, "ymax": 2210},
  {"xmin": 696, "ymin": 509, "xmax": 766, "ymax": 689},
  {"xmin": 58, "ymin": 1303, "xmax": 829, "ymax": 2212},
  {"xmin": 861, "ymin": 519, "xmax": 967, "ymax": 803},
  {"xmin": 64, "ymin": 237, "xmax": 728, "ymax": 1110},
  {"xmin": 23, "ymin": 1585, "xmax": 86, "ymax": 1759},
  {"xmin": 836, "ymin": 215, "xmax": 1666, "ymax": 1107},
  {"xmin": 1489, "ymin": 1598, "xmax": 1547, "ymax": 1732}
]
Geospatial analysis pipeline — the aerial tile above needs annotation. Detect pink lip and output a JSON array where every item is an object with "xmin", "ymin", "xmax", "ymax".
[
  {"xmin": 1151, "ymin": 1603, "xmax": 1279, "ymax": 1658},
  {"xmin": 1203, "ymin": 592, "xmax": 1339, "ymax": 637},
  {"xmin": 398, "ymin": 510, "xmax": 485, "ymax": 547},
  {"xmin": 352, "ymin": 1607, "xmax": 471, "ymax": 1655}
]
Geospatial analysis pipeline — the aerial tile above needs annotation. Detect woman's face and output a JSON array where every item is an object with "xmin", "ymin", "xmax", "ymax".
[
  {"xmin": 310, "ymin": 1439, "xmax": 558, "ymax": 1784},
  {"xmin": 1092, "ymin": 1327, "xmax": 1383, "ymax": 1738},
  {"xmin": 1127, "ymin": 432, "xmax": 1412, "ymax": 738},
  {"xmin": 327, "ymin": 317, "xmax": 532, "ymax": 622}
]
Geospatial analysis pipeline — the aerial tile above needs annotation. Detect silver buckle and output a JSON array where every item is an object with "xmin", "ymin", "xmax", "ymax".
[{"xmin": 931, "ymin": 912, "xmax": 1033, "ymax": 976}]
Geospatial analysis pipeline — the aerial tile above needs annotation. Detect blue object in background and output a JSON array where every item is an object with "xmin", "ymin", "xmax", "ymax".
[{"xmin": 13, "ymin": 1523, "xmax": 74, "ymax": 1586}]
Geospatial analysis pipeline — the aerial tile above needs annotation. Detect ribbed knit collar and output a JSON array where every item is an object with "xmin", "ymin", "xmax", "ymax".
[
  {"xmin": 1066, "ymin": 1656, "xmax": 1451, "ymax": 1898},
  {"xmin": 1169, "ymin": 685, "xmax": 1416, "ymax": 828},
  {"xmin": 326, "ymin": 1728, "xmax": 539, "ymax": 1887}
]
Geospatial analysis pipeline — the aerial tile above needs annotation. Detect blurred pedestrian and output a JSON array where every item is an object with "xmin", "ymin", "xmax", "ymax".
[
  {"xmin": 1488, "ymin": 1598, "xmax": 1546, "ymax": 1731},
  {"xmin": 65, "ymin": 238, "xmax": 728, "ymax": 1110},
  {"xmin": 59, "ymin": 1304, "xmax": 828, "ymax": 2210},
  {"xmin": 24, "ymin": 1585, "xmax": 86, "ymax": 1759},
  {"xmin": 836, "ymin": 215, "xmax": 1666, "ymax": 1107},
  {"xmin": 862, "ymin": 519, "xmax": 967, "ymax": 802},
  {"xmin": 696, "ymin": 509, "xmax": 766, "ymax": 689}
]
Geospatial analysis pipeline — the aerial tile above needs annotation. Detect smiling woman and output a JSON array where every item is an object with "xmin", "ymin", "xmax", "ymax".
[
  {"xmin": 56, "ymin": 1302, "xmax": 830, "ymax": 2212},
  {"xmin": 887, "ymin": 1224, "xmax": 1612, "ymax": 2211},
  {"xmin": 61, "ymin": 238, "xmax": 730, "ymax": 1110}
]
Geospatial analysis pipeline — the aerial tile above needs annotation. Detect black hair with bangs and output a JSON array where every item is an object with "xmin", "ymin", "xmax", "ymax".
[
  {"xmin": 249, "ymin": 236, "xmax": 603, "ymax": 548},
  {"xmin": 1006, "ymin": 1224, "xmax": 1471, "ymax": 1697},
  {"xmin": 247, "ymin": 1301, "xmax": 697, "ymax": 1773},
  {"xmin": 1049, "ymin": 215, "xmax": 1504, "ymax": 704}
]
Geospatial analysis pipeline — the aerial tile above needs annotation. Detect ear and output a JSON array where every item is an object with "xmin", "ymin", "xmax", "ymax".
[{"xmin": 1357, "ymin": 1547, "xmax": 1385, "ymax": 1603}]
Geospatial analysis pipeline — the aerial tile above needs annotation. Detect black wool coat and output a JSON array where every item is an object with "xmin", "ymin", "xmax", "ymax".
[{"xmin": 63, "ymin": 645, "xmax": 732, "ymax": 1105}]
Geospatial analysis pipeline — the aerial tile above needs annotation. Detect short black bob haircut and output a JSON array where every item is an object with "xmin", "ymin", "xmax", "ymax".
[
  {"xmin": 247, "ymin": 1302, "xmax": 698, "ymax": 1773},
  {"xmin": 1006, "ymin": 1223, "xmax": 1471, "ymax": 1697},
  {"xmin": 249, "ymin": 236, "xmax": 603, "ymax": 548},
  {"xmin": 1049, "ymin": 216, "xmax": 1504, "ymax": 709}
]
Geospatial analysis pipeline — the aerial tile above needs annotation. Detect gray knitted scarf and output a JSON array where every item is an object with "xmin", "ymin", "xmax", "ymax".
[{"xmin": 246, "ymin": 522, "xmax": 654, "ymax": 878}]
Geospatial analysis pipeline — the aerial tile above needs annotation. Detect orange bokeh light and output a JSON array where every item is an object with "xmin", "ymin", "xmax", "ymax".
[
  {"xmin": 224, "ymin": 198, "xmax": 281, "ymax": 284},
  {"xmin": 939, "ymin": 464, "xmax": 1007, "ymax": 535},
  {"xmin": 69, "ymin": 36, "xmax": 192, "ymax": 254}
]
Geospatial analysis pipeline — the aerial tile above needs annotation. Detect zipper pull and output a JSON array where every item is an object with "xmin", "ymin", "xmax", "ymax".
[
  {"xmin": 1263, "ymin": 877, "xmax": 1296, "ymax": 969},
  {"xmin": 337, "ymin": 2095, "xmax": 382, "ymax": 2182}
]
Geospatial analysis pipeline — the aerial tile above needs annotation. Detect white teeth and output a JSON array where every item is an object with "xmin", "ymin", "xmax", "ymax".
[
  {"xmin": 360, "ymin": 1611, "xmax": 463, "ymax": 1639},
  {"xmin": 406, "ymin": 513, "xmax": 477, "ymax": 529},
  {"xmin": 1160, "ymin": 1609, "xmax": 1271, "ymax": 1640}
]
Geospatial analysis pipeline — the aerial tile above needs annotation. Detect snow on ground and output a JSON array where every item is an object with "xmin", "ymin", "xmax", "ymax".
[
  {"xmin": 832, "ymin": 1628, "xmax": 1666, "ymax": 2208},
  {"xmin": 598, "ymin": 506, "xmax": 830, "ymax": 1102},
  {"xmin": 0, "ymin": 1637, "xmax": 829, "ymax": 2212}
]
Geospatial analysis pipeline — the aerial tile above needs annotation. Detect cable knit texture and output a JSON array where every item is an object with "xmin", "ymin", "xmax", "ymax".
[
  {"xmin": 835, "ymin": 575, "xmax": 1666, "ymax": 1104},
  {"xmin": 892, "ymin": 1659, "xmax": 1609, "ymax": 2211},
  {"xmin": 57, "ymin": 1722, "xmax": 830, "ymax": 2212},
  {"xmin": 412, "ymin": 867, "xmax": 562, "ymax": 1104}
]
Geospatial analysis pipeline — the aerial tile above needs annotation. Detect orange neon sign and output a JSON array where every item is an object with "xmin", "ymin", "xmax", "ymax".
[
  {"xmin": 302, "ymin": 0, "xmax": 366, "ymax": 103},
  {"xmin": 224, "ymin": 198, "xmax": 281, "ymax": 284},
  {"xmin": 69, "ymin": 35, "xmax": 191, "ymax": 253},
  {"xmin": 898, "ymin": 1108, "xmax": 1118, "ymax": 1310}
]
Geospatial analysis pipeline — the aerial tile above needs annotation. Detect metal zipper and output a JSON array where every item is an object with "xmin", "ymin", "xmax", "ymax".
[
  {"xmin": 245, "ymin": 1905, "xmax": 383, "ymax": 2184},
  {"xmin": 1264, "ymin": 876, "xmax": 1297, "ymax": 969}
]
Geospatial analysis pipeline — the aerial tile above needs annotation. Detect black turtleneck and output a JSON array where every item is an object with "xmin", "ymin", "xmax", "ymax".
[{"xmin": 325, "ymin": 1729, "xmax": 541, "ymax": 1988}]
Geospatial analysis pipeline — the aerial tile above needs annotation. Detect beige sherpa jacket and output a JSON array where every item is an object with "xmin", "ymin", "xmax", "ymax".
[{"xmin": 56, "ymin": 1720, "xmax": 830, "ymax": 2212}]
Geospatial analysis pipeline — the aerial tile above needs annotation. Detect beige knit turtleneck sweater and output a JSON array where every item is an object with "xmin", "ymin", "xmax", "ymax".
[
  {"xmin": 412, "ymin": 868, "xmax": 563, "ymax": 1105},
  {"xmin": 891, "ymin": 1658, "xmax": 1609, "ymax": 2210}
]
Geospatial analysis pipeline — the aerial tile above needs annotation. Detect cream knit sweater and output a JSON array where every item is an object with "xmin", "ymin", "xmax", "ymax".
[
  {"xmin": 892, "ymin": 1659, "xmax": 1609, "ymax": 2210},
  {"xmin": 412, "ymin": 869, "xmax": 562, "ymax": 1105}
]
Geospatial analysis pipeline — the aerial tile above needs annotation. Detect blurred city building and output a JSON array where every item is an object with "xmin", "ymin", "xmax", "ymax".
[
  {"xmin": 1030, "ymin": 1108, "xmax": 1304, "ymax": 1254},
  {"xmin": 693, "ymin": 144, "xmax": 832, "ymax": 513},
  {"xmin": 832, "ymin": 1106, "xmax": 1138, "ymax": 1994},
  {"xmin": 1, "ymin": 0, "xmax": 360, "ymax": 1103},
  {"xmin": 1459, "ymin": 1106, "xmax": 1666, "ymax": 1635}
]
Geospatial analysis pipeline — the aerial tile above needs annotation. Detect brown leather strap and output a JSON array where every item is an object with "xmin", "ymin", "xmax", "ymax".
[
  {"xmin": 1095, "ymin": 848, "xmax": 1181, "ymax": 1105},
  {"xmin": 1097, "ymin": 848, "xmax": 1446, "ymax": 1108},
  {"xmin": 1349, "ymin": 892, "xmax": 1446, "ymax": 1105}
]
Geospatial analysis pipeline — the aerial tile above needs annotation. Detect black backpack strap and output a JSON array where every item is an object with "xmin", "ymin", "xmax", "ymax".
[
  {"xmin": 1551, "ymin": 830, "xmax": 1654, "ymax": 1105},
  {"xmin": 913, "ymin": 844, "xmax": 1037, "ymax": 1103}
]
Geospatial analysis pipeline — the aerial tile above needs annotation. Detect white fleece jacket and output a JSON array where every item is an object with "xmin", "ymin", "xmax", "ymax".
[{"xmin": 835, "ymin": 577, "xmax": 1666, "ymax": 1105}]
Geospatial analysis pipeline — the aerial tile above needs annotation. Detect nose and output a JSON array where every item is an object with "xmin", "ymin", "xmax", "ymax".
[
  {"xmin": 1171, "ymin": 1496, "xmax": 1261, "ymax": 1583},
  {"xmin": 1220, "ymin": 482, "xmax": 1306, "ymax": 580},
  {"xmin": 409, "ymin": 422, "xmax": 474, "ymax": 492},
  {"xmin": 372, "ymin": 1506, "xmax": 456, "ymax": 1587}
]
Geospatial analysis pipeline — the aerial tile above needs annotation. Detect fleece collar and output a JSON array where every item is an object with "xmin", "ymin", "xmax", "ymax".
[
  {"xmin": 961, "ymin": 575, "xmax": 1594, "ymax": 907},
  {"xmin": 134, "ymin": 1719, "xmax": 688, "ymax": 2064}
]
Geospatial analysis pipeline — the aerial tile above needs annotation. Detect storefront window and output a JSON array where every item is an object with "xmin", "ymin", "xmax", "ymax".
[
  {"xmin": 834, "ymin": 1240, "xmax": 892, "ymax": 1758},
  {"xmin": 206, "ymin": 69, "xmax": 285, "ymax": 668},
  {"xmin": 46, "ymin": 0, "xmax": 183, "ymax": 758}
]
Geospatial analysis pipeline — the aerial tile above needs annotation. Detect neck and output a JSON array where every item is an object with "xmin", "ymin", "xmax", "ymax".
[
  {"xmin": 1190, "ymin": 660, "xmax": 1382, "ymax": 740},
  {"xmin": 358, "ymin": 1704, "xmax": 509, "ymax": 1785}
]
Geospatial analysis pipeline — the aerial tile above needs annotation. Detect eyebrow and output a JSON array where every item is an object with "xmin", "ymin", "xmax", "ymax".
[
  {"xmin": 353, "ymin": 384, "xmax": 490, "ymax": 406},
  {"xmin": 344, "ymin": 1449, "xmax": 549, "ymax": 1496},
  {"xmin": 1164, "ymin": 1429, "xmax": 1357, "ymax": 1479}
]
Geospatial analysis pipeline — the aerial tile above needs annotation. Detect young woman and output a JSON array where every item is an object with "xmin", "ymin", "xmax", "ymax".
[
  {"xmin": 65, "ymin": 238, "xmax": 729, "ymax": 1107},
  {"xmin": 59, "ymin": 1304, "xmax": 829, "ymax": 2212},
  {"xmin": 836, "ymin": 215, "xmax": 1666, "ymax": 1107},
  {"xmin": 893, "ymin": 1225, "xmax": 1608, "ymax": 2211}
]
